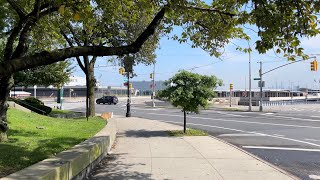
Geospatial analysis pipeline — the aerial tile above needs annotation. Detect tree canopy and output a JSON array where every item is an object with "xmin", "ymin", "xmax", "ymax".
[
  {"xmin": 1, "ymin": 0, "xmax": 320, "ymax": 76},
  {"xmin": 14, "ymin": 61, "xmax": 73, "ymax": 87},
  {"xmin": 160, "ymin": 70, "xmax": 222, "ymax": 113},
  {"xmin": 159, "ymin": 70, "xmax": 222, "ymax": 132}
]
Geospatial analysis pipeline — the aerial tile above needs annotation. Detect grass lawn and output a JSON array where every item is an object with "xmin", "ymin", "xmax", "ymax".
[
  {"xmin": 168, "ymin": 128, "xmax": 208, "ymax": 136},
  {"xmin": 49, "ymin": 109, "xmax": 72, "ymax": 115},
  {"xmin": 0, "ymin": 108, "xmax": 106, "ymax": 178}
]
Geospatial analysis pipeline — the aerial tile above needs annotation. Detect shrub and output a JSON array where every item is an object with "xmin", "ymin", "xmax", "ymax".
[
  {"xmin": 14, "ymin": 97, "xmax": 52, "ymax": 115},
  {"xmin": 24, "ymin": 97, "xmax": 44, "ymax": 106}
]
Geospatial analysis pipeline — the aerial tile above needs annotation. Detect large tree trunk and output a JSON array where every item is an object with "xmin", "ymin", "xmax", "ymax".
[
  {"xmin": 0, "ymin": 75, "xmax": 14, "ymax": 142},
  {"xmin": 87, "ymin": 66, "xmax": 95, "ymax": 117}
]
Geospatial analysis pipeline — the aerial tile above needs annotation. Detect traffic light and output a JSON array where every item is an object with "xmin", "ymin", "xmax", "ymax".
[
  {"xmin": 129, "ymin": 83, "xmax": 132, "ymax": 89},
  {"xmin": 311, "ymin": 60, "xmax": 318, "ymax": 71},
  {"xmin": 311, "ymin": 61, "xmax": 315, "ymax": 71},
  {"xmin": 119, "ymin": 67, "xmax": 125, "ymax": 75},
  {"xmin": 230, "ymin": 84, "xmax": 233, "ymax": 90},
  {"xmin": 150, "ymin": 73, "xmax": 153, "ymax": 79}
]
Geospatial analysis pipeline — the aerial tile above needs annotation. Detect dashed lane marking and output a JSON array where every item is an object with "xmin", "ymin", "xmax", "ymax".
[
  {"xmin": 243, "ymin": 146, "xmax": 320, "ymax": 152},
  {"xmin": 218, "ymin": 133, "xmax": 265, "ymax": 137},
  {"xmin": 147, "ymin": 112, "xmax": 320, "ymax": 129},
  {"xmin": 155, "ymin": 119, "xmax": 320, "ymax": 148},
  {"xmin": 305, "ymin": 139, "xmax": 320, "ymax": 142},
  {"xmin": 309, "ymin": 175, "xmax": 320, "ymax": 179}
]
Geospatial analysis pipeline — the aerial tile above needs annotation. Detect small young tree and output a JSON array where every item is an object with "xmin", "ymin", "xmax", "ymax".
[{"xmin": 159, "ymin": 71, "xmax": 222, "ymax": 133}]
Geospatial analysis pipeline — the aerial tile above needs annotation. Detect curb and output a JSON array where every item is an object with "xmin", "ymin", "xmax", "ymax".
[
  {"xmin": 208, "ymin": 135, "xmax": 299, "ymax": 180},
  {"xmin": 2, "ymin": 118, "xmax": 117, "ymax": 180}
]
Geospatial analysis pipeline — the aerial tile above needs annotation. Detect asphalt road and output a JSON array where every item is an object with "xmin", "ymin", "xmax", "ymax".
[{"xmin": 68, "ymin": 101, "xmax": 320, "ymax": 180}]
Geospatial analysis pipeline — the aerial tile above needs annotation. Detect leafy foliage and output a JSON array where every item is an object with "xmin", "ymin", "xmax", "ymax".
[
  {"xmin": 13, "ymin": 98, "xmax": 52, "ymax": 115},
  {"xmin": 14, "ymin": 61, "xmax": 73, "ymax": 87},
  {"xmin": 159, "ymin": 70, "xmax": 222, "ymax": 113},
  {"xmin": 23, "ymin": 97, "xmax": 44, "ymax": 106}
]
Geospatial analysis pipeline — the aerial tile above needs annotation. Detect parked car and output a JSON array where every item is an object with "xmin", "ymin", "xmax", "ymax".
[{"xmin": 96, "ymin": 96, "xmax": 118, "ymax": 105}]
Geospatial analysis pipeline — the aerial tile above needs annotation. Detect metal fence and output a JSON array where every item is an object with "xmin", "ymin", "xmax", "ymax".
[{"xmin": 262, "ymin": 100, "xmax": 320, "ymax": 106}]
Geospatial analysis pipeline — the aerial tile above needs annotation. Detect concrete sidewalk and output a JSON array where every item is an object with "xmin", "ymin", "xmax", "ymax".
[{"xmin": 88, "ymin": 117, "xmax": 296, "ymax": 180}]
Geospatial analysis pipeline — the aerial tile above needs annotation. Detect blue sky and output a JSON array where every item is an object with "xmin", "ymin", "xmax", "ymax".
[
  {"xmin": 72, "ymin": 31, "xmax": 320, "ymax": 90},
  {"xmin": 72, "ymin": 6, "xmax": 320, "ymax": 91}
]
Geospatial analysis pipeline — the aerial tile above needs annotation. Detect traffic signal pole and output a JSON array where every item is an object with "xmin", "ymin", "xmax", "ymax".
[
  {"xmin": 126, "ymin": 71, "xmax": 131, "ymax": 117},
  {"xmin": 259, "ymin": 61, "xmax": 263, "ymax": 112},
  {"xmin": 152, "ymin": 63, "xmax": 155, "ymax": 107},
  {"xmin": 255, "ymin": 56, "xmax": 316, "ymax": 112}
]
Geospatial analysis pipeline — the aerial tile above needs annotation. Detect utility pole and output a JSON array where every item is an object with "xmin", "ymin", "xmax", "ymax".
[
  {"xmin": 152, "ymin": 63, "xmax": 156, "ymax": 107},
  {"xmin": 229, "ymin": 89, "xmax": 232, "ymax": 107},
  {"xmin": 248, "ymin": 44, "xmax": 252, "ymax": 111},
  {"xmin": 259, "ymin": 61, "xmax": 263, "ymax": 112}
]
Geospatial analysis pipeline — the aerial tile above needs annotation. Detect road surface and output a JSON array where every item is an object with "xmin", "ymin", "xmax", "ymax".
[{"xmin": 63, "ymin": 100, "xmax": 320, "ymax": 180}]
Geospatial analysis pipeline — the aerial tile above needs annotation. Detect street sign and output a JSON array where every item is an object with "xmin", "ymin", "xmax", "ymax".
[
  {"xmin": 258, "ymin": 81, "xmax": 265, "ymax": 87},
  {"xmin": 242, "ymin": 91, "xmax": 247, "ymax": 97},
  {"xmin": 124, "ymin": 82, "xmax": 128, "ymax": 86},
  {"xmin": 254, "ymin": 78, "xmax": 261, "ymax": 80}
]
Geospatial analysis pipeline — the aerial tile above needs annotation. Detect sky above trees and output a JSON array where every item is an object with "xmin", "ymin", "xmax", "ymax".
[{"xmin": 73, "ymin": 30, "xmax": 320, "ymax": 90}]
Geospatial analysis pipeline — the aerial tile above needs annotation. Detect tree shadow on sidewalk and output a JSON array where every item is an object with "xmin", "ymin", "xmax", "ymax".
[
  {"xmin": 119, "ymin": 130, "xmax": 170, "ymax": 138},
  {"xmin": 88, "ymin": 153, "xmax": 152, "ymax": 180}
]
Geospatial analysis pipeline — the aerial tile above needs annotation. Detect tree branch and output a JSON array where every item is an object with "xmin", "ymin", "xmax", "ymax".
[
  {"xmin": 0, "ymin": 6, "xmax": 167, "ymax": 76},
  {"xmin": 91, "ymin": 56, "xmax": 97, "ymax": 65},
  {"xmin": 6, "ymin": 0, "xmax": 26, "ymax": 18},
  {"xmin": 11, "ymin": 3, "xmax": 60, "ymax": 59},
  {"xmin": 67, "ymin": 23, "xmax": 82, "ymax": 46},
  {"xmin": 34, "ymin": 0, "xmax": 40, "ymax": 20},
  {"xmin": 176, "ymin": 5, "xmax": 236, "ymax": 17},
  {"xmin": 60, "ymin": 29, "xmax": 86, "ymax": 73}
]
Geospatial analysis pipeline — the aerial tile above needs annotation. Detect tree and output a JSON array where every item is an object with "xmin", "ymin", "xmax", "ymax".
[
  {"xmin": 1, "ymin": 0, "xmax": 320, "ymax": 140},
  {"xmin": 14, "ymin": 61, "xmax": 73, "ymax": 87},
  {"xmin": 59, "ymin": 1, "xmax": 159, "ymax": 116},
  {"xmin": 159, "ymin": 71, "xmax": 222, "ymax": 133}
]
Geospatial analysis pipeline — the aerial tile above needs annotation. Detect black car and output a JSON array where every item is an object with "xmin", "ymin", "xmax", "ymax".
[{"xmin": 96, "ymin": 96, "xmax": 118, "ymax": 105}]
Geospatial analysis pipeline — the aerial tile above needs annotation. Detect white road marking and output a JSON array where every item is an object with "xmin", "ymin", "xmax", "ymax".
[
  {"xmin": 214, "ymin": 111, "xmax": 246, "ymax": 117},
  {"xmin": 155, "ymin": 119, "xmax": 320, "ymax": 148},
  {"xmin": 260, "ymin": 114, "xmax": 320, "ymax": 122},
  {"xmin": 147, "ymin": 112, "xmax": 320, "ymax": 129},
  {"xmin": 265, "ymin": 113, "xmax": 274, "ymax": 115},
  {"xmin": 311, "ymin": 115, "xmax": 320, "ymax": 118},
  {"xmin": 305, "ymin": 139, "xmax": 320, "ymax": 142},
  {"xmin": 272, "ymin": 134, "xmax": 284, "ymax": 137},
  {"xmin": 242, "ymin": 146, "xmax": 320, "ymax": 152},
  {"xmin": 309, "ymin": 175, "xmax": 320, "ymax": 179},
  {"xmin": 218, "ymin": 133, "xmax": 265, "ymax": 137}
]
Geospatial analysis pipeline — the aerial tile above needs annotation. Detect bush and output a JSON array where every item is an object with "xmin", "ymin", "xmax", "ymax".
[
  {"xmin": 25, "ymin": 103, "xmax": 52, "ymax": 115},
  {"xmin": 24, "ymin": 97, "xmax": 44, "ymax": 106},
  {"xmin": 14, "ymin": 97, "xmax": 52, "ymax": 115}
]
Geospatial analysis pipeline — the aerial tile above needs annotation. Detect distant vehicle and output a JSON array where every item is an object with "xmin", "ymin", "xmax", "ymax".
[{"xmin": 96, "ymin": 96, "xmax": 118, "ymax": 105}]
